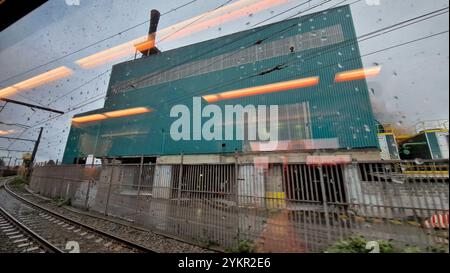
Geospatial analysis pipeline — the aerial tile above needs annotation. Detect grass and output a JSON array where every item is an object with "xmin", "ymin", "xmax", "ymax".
[
  {"xmin": 8, "ymin": 177, "xmax": 28, "ymax": 187},
  {"xmin": 52, "ymin": 197, "xmax": 72, "ymax": 207},
  {"xmin": 226, "ymin": 240, "xmax": 255, "ymax": 253},
  {"xmin": 324, "ymin": 235, "xmax": 449, "ymax": 253}
]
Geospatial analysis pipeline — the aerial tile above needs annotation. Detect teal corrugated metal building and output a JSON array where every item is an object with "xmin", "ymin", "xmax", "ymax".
[{"xmin": 63, "ymin": 5, "xmax": 379, "ymax": 164}]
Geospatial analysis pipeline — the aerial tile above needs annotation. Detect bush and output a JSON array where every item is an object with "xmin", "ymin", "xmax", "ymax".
[
  {"xmin": 324, "ymin": 235, "xmax": 422, "ymax": 253},
  {"xmin": 227, "ymin": 240, "xmax": 255, "ymax": 253},
  {"xmin": 427, "ymin": 245, "xmax": 449, "ymax": 253},
  {"xmin": 326, "ymin": 235, "xmax": 450, "ymax": 253}
]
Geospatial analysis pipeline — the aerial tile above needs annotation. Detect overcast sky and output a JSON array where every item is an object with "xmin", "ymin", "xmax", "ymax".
[{"xmin": 0, "ymin": 0, "xmax": 448, "ymax": 163}]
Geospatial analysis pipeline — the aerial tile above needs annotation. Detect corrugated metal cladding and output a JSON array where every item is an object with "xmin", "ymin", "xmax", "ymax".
[{"xmin": 63, "ymin": 5, "xmax": 379, "ymax": 164}]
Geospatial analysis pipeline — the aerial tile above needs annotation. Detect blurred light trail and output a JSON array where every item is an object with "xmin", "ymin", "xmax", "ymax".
[
  {"xmin": 72, "ymin": 107, "xmax": 152, "ymax": 124},
  {"xmin": 75, "ymin": 0, "xmax": 288, "ymax": 69},
  {"xmin": 0, "ymin": 66, "xmax": 73, "ymax": 98},
  {"xmin": 160, "ymin": 0, "xmax": 289, "ymax": 43},
  {"xmin": 202, "ymin": 76, "xmax": 320, "ymax": 103},
  {"xmin": 0, "ymin": 129, "xmax": 16, "ymax": 136},
  {"xmin": 334, "ymin": 66, "xmax": 382, "ymax": 83},
  {"xmin": 71, "ymin": 114, "xmax": 108, "ymax": 124},
  {"xmin": 103, "ymin": 107, "xmax": 152, "ymax": 118},
  {"xmin": 0, "ymin": 87, "xmax": 17, "ymax": 98}
]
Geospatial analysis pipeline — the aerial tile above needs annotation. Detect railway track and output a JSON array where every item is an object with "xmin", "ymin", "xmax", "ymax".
[
  {"xmin": 0, "ymin": 178, "xmax": 155, "ymax": 253},
  {"xmin": 0, "ymin": 205, "xmax": 62, "ymax": 253}
]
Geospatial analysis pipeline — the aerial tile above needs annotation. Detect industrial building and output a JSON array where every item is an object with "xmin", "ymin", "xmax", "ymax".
[{"xmin": 62, "ymin": 5, "xmax": 380, "ymax": 164}]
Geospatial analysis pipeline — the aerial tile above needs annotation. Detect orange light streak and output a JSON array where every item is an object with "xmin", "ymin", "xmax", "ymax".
[
  {"xmin": 334, "ymin": 66, "xmax": 382, "ymax": 83},
  {"xmin": 203, "ymin": 76, "xmax": 320, "ymax": 103},
  {"xmin": 163, "ymin": 0, "xmax": 288, "ymax": 43},
  {"xmin": 75, "ymin": 0, "xmax": 287, "ymax": 69},
  {"xmin": 72, "ymin": 114, "xmax": 108, "ymax": 124},
  {"xmin": 103, "ymin": 107, "xmax": 152, "ymax": 118},
  {"xmin": 0, "ymin": 87, "xmax": 19, "ymax": 98},
  {"xmin": 0, "ymin": 67, "xmax": 73, "ymax": 98},
  {"xmin": 72, "ymin": 107, "xmax": 152, "ymax": 124},
  {"xmin": 13, "ymin": 66, "xmax": 73, "ymax": 90},
  {"xmin": 0, "ymin": 129, "xmax": 16, "ymax": 136}
]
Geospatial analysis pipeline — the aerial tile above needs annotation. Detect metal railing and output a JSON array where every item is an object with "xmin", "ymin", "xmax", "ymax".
[{"xmin": 29, "ymin": 159, "xmax": 449, "ymax": 252}]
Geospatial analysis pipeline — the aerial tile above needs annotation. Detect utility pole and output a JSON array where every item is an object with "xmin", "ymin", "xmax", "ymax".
[{"xmin": 28, "ymin": 127, "xmax": 43, "ymax": 169}]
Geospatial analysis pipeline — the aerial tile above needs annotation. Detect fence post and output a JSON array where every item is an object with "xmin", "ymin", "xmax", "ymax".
[
  {"xmin": 84, "ymin": 178, "xmax": 93, "ymax": 211},
  {"xmin": 177, "ymin": 153, "xmax": 184, "ymax": 205},
  {"xmin": 84, "ymin": 156, "xmax": 96, "ymax": 210},
  {"xmin": 234, "ymin": 150, "xmax": 240, "ymax": 244},
  {"xmin": 234, "ymin": 151, "xmax": 239, "ymax": 206},
  {"xmin": 135, "ymin": 155, "xmax": 144, "ymax": 217},
  {"xmin": 104, "ymin": 157, "xmax": 116, "ymax": 216},
  {"xmin": 318, "ymin": 166, "xmax": 331, "ymax": 242}
]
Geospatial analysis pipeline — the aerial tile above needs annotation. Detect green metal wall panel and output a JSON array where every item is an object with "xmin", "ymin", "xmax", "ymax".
[{"xmin": 63, "ymin": 5, "xmax": 378, "ymax": 163}]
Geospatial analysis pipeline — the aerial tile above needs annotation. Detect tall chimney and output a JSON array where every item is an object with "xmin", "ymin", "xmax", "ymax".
[
  {"xmin": 149, "ymin": 9, "xmax": 160, "ymax": 35},
  {"xmin": 137, "ymin": 9, "xmax": 161, "ymax": 57}
]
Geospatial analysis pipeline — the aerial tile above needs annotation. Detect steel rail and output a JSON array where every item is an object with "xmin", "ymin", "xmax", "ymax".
[
  {"xmin": 0, "ymin": 180, "xmax": 63, "ymax": 253},
  {"xmin": 2, "ymin": 178, "xmax": 156, "ymax": 253}
]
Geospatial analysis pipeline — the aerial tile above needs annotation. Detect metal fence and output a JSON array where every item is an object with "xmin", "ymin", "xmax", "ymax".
[{"xmin": 29, "ymin": 159, "xmax": 449, "ymax": 252}]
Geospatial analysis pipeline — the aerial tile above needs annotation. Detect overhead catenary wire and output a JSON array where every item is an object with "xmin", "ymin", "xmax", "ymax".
[
  {"xmin": 9, "ymin": 0, "xmax": 344, "ymax": 112},
  {"xmin": 43, "ymin": 0, "xmax": 234, "ymax": 108},
  {"xmin": 23, "ymin": 29, "xmax": 450, "ymax": 136},
  {"xmin": 47, "ymin": 0, "xmax": 354, "ymax": 117},
  {"xmin": 5, "ymin": 1, "xmax": 448, "ymax": 152},
  {"xmin": 0, "ymin": 0, "xmax": 201, "ymax": 86},
  {"xmin": 11, "ymin": 0, "xmax": 344, "ymax": 137},
  {"xmin": 128, "ymin": 0, "xmax": 447, "ymax": 99},
  {"xmin": 119, "ymin": 6, "xmax": 449, "ymax": 109},
  {"xmin": 11, "ymin": 27, "xmax": 447, "ymax": 160},
  {"xmin": 111, "ymin": 0, "xmax": 349, "ymax": 97}
]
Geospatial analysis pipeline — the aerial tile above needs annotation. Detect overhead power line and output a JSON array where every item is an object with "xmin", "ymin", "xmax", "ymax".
[
  {"xmin": 0, "ymin": 0, "xmax": 201, "ymax": 86},
  {"xmin": 0, "ymin": 98, "xmax": 64, "ymax": 114}
]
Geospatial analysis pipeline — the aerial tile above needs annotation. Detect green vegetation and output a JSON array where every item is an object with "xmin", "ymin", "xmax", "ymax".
[
  {"xmin": 9, "ymin": 177, "xmax": 28, "ymax": 186},
  {"xmin": 226, "ymin": 240, "xmax": 255, "ymax": 253},
  {"xmin": 324, "ymin": 235, "xmax": 449, "ymax": 253},
  {"xmin": 53, "ymin": 197, "xmax": 71, "ymax": 207},
  {"xmin": 427, "ymin": 245, "xmax": 450, "ymax": 253},
  {"xmin": 325, "ymin": 235, "xmax": 395, "ymax": 253}
]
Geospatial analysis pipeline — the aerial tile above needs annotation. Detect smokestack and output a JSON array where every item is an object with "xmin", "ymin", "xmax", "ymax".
[
  {"xmin": 136, "ymin": 9, "xmax": 161, "ymax": 57},
  {"xmin": 149, "ymin": 9, "xmax": 160, "ymax": 35}
]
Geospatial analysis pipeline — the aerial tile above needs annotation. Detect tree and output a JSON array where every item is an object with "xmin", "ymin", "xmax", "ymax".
[{"xmin": 46, "ymin": 160, "xmax": 56, "ymax": 166}]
